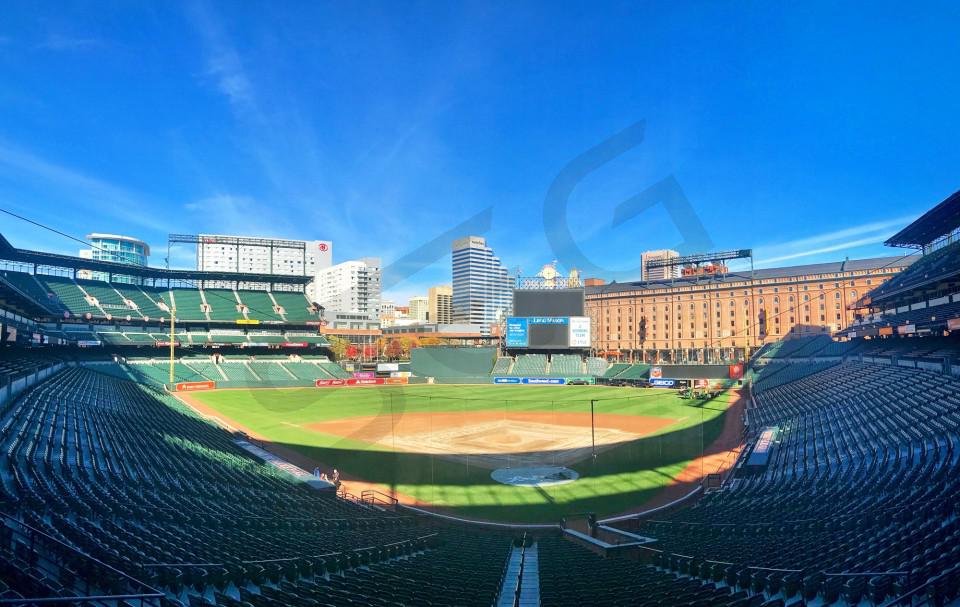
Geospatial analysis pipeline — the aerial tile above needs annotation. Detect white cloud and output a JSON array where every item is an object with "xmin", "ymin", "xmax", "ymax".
[
  {"xmin": 753, "ymin": 215, "xmax": 914, "ymax": 266},
  {"xmin": 0, "ymin": 139, "xmax": 177, "ymax": 234}
]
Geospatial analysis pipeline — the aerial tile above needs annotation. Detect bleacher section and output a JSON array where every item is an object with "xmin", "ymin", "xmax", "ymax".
[
  {"xmin": 490, "ymin": 357, "xmax": 512, "ymax": 375},
  {"xmin": 238, "ymin": 290, "xmax": 283, "ymax": 322},
  {"xmin": 36, "ymin": 275, "xmax": 101, "ymax": 317},
  {"xmin": 868, "ymin": 240, "xmax": 960, "ymax": 302},
  {"xmin": 549, "ymin": 354, "xmax": 582, "ymax": 376},
  {"xmin": 204, "ymin": 289, "xmax": 242, "ymax": 321},
  {"xmin": 510, "ymin": 354, "xmax": 547, "ymax": 376},
  {"xmin": 410, "ymin": 347, "xmax": 496, "ymax": 382},
  {"xmin": 271, "ymin": 291, "xmax": 318, "ymax": 322},
  {"xmin": 585, "ymin": 357, "xmax": 608, "ymax": 376},
  {"xmin": 0, "ymin": 270, "xmax": 63, "ymax": 313},
  {"xmin": 169, "ymin": 288, "xmax": 206, "ymax": 321},
  {"xmin": 0, "ymin": 367, "xmax": 515, "ymax": 606}
]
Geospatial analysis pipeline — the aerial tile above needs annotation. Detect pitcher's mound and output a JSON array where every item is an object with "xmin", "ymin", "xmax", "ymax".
[{"xmin": 491, "ymin": 466, "xmax": 579, "ymax": 487}]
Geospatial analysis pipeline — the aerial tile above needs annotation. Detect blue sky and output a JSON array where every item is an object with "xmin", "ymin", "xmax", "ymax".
[{"xmin": 1, "ymin": 2, "xmax": 959, "ymax": 303}]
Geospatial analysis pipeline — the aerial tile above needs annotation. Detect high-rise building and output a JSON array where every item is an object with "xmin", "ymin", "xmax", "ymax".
[
  {"xmin": 195, "ymin": 234, "xmax": 332, "ymax": 276},
  {"xmin": 408, "ymin": 296, "xmax": 428, "ymax": 322},
  {"xmin": 641, "ymin": 249, "xmax": 681, "ymax": 280},
  {"xmin": 314, "ymin": 257, "xmax": 381, "ymax": 320},
  {"xmin": 451, "ymin": 236, "xmax": 512, "ymax": 329},
  {"xmin": 428, "ymin": 285, "xmax": 452, "ymax": 324},
  {"xmin": 78, "ymin": 233, "xmax": 150, "ymax": 283}
]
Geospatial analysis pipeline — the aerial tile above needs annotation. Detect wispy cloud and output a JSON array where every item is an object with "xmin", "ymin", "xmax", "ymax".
[
  {"xmin": 0, "ymin": 139, "xmax": 177, "ymax": 234},
  {"xmin": 754, "ymin": 215, "xmax": 914, "ymax": 266},
  {"xmin": 37, "ymin": 33, "xmax": 103, "ymax": 52},
  {"xmin": 184, "ymin": 2, "xmax": 262, "ymax": 121},
  {"xmin": 182, "ymin": 194, "xmax": 296, "ymax": 237}
]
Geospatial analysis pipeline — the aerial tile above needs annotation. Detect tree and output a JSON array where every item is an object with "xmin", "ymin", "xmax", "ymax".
[
  {"xmin": 385, "ymin": 339, "xmax": 403, "ymax": 359},
  {"xmin": 326, "ymin": 335, "xmax": 349, "ymax": 360}
]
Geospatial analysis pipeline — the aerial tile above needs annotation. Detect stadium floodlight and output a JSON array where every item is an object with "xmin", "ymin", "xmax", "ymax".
[{"xmin": 644, "ymin": 249, "xmax": 753, "ymax": 270}]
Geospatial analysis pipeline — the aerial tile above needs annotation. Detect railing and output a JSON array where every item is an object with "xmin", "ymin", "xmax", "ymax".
[
  {"xmin": 512, "ymin": 533, "xmax": 528, "ymax": 607},
  {"xmin": 360, "ymin": 489, "xmax": 399, "ymax": 508},
  {"xmin": 0, "ymin": 512, "xmax": 163, "ymax": 606}
]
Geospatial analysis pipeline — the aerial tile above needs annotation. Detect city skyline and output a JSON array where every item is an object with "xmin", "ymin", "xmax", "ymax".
[{"xmin": 1, "ymin": 3, "xmax": 959, "ymax": 305}]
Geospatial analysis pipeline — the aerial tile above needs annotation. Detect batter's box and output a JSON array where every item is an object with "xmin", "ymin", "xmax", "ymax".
[{"xmin": 387, "ymin": 419, "xmax": 643, "ymax": 470}]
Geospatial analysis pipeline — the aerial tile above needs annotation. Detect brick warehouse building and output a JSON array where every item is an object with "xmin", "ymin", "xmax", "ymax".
[{"xmin": 585, "ymin": 256, "xmax": 915, "ymax": 363}]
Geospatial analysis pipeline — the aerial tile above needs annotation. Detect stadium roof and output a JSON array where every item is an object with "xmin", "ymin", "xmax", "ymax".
[
  {"xmin": 586, "ymin": 256, "xmax": 914, "ymax": 296},
  {"xmin": 0, "ymin": 233, "xmax": 312, "ymax": 286},
  {"xmin": 885, "ymin": 189, "xmax": 960, "ymax": 248}
]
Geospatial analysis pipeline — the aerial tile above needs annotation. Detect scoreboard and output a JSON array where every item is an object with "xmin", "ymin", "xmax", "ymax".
[
  {"xmin": 508, "ymin": 287, "xmax": 589, "ymax": 350},
  {"xmin": 505, "ymin": 316, "xmax": 590, "ymax": 349}
]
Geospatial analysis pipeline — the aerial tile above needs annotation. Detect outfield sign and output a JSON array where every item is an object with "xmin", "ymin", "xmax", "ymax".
[
  {"xmin": 650, "ymin": 366, "xmax": 663, "ymax": 379},
  {"xmin": 568, "ymin": 316, "xmax": 591, "ymax": 347},
  {"xmin": 506, "ymin": 318, "xmax": 529, "ymax": 347},
  {"xmin": 522, "ymin": 377, "xmax": 565, "ymax": 385},
  {"xmin": 176, "ymin": 380, "xmax": 216, "ymax": 392},
  {"xmin": 649, "ymin": 378, "xmax": 676, "ymax": 388},
  {"xmin": 315, "ymin": 377, "xmax": 407, "ymax": 387},
  {"xmin": 492, "ymin": 376, "xmax": 568, "ymax": 385}
]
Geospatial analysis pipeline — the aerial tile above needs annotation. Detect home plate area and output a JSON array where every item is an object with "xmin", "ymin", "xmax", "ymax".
[{"xmin": 389, "ymin": 419, "xmax": 642, "ymax": 470}]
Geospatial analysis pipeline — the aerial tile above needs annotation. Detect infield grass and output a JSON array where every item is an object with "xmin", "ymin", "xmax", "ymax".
[{"xmin": 187, "ymin": 384, "xmax": 736, "ymax": 523}]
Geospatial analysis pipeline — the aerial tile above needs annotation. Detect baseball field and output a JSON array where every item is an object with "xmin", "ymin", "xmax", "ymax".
[{"xmin": 181, "ymin": 384, "xmax": 744, "ymax": 523}]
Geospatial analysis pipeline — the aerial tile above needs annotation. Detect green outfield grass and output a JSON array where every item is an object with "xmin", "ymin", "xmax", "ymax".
[{"xmin": 188, "ymin": 384, "xmax": 736, "ymax": 523}]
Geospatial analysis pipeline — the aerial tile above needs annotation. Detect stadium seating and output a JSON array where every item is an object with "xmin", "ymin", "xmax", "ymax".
[
  {"xmin": 0, "ymin": 366, "xmax": 523, "ymax": 606},
  {"xmin": 204, "ymin": 289, "xmax": 243, "ymax": 321},
  {"xmin": 0, "ymin": 270, "xmax": 64, "ymax": 313},
  {"xmin": 237, "ymin": 290, "xmax": 283, "ymax": 322},
  {"xmin": 490, "ymin": 357, "xmax": 513, "ymax": 375},
  {"xmin": 549, "ymin": 354, "xmax": 583, "ymax": 376},
  {"xmin": 77, "ymin": 280, "xmax": 142, "ymax": 319},
  {"xmin": 585, "ymin": 356, "xmax": 609, "ymax": 376},
  {"xmin": 35, "ymin": 275, "xmax": 102, "ymax": 318},
  {"xmin": 510, "ymin": 354, "xmax": 547, "ymax": 376},
  {"xmin": 168, "ymin": 288, "xmax": 206, "ymax": 321},
  {"xmin": 270, "ymin": 291, "xmax": 318, "ymax": 323},
  {"xmin": 867, "ymin": 240, "xmax": 960, "ymax": 301}
]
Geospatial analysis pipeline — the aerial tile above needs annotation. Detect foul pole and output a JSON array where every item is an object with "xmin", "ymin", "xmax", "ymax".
[
  {"xmin": 590, "ymin": 399, "xmax": 597, "ymax": 459},
  {"xmin": 168, "ymin": 305, "xmax": 177, "ymax": 384}
]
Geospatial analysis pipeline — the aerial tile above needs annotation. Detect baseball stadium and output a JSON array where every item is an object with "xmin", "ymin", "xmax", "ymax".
[{"xmin": 1, "ymin": 187, "xmax": 960, "ymax": 607}]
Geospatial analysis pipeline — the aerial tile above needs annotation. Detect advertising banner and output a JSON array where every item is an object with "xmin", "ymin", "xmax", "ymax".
[
  {"xmin": 155, "ymin": 341, "xmax": 182, "ymax": 347},
  {"xmin": 728, "ymin": 363, "xmax": 743, "ymax": 380},
  {"xmin": 315, "ymin": 379, "xmax": 347, "ymax": 387},
  {"xmin": 948, "ymin": 317, "xmax": 960, "ymax": 331},
  {"xmin": 650, "ymin": 366, "xmax": 663, "ymax": 379},
  {"xmin": 353, "ymin": 371, "xmax": 375, "ymax": 379},
  {"xmin": 649, "ymin": 378, "xmax": 676, "ymax": 388},
  {"xmin": 493, "ymin": 377, "xmax": 521, "ymax": 384},
  {"xmin": 377, "ymin": 362, "xmax": 400, "ymax": 372},
  {"xmin": 521, "ymin": 377, "xmax": 566, "ymax": 385},
  {"xmin": 176, "ymin": 381, "xmax": 216, "ymax": 392},
  {"xmin": 506, "ymin": 317, "xmax": 529, "ymax": 347},
  {"xmin": 384, "ymin": 377, "xmax": 409, "ymax": 385},
  {"xmin": 282, "ymin": 342, "xmax": 308, "ymax": 347},
  {"xmin": 568, "ymin": 316, "xmax": 591, "ymax": 347},
  {"xmin": 897, "ymin": 324, "xmax": 916, "ymax": 335},
  {"xmin": 879, "ymin": 326, "xmax": 894, "ymax": 336},
  {"xmin": 347, "ymin": 378, "xmax": 385, "ymax": 386},
  {"xmin": 236, "ymin": 319, "xmax": 260, "ymax": 325}
]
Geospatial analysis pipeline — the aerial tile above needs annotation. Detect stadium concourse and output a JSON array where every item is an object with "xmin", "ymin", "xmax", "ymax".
[{"xmin": 0, "ymin": 196, "xmax": 959, "ymax": 606}]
